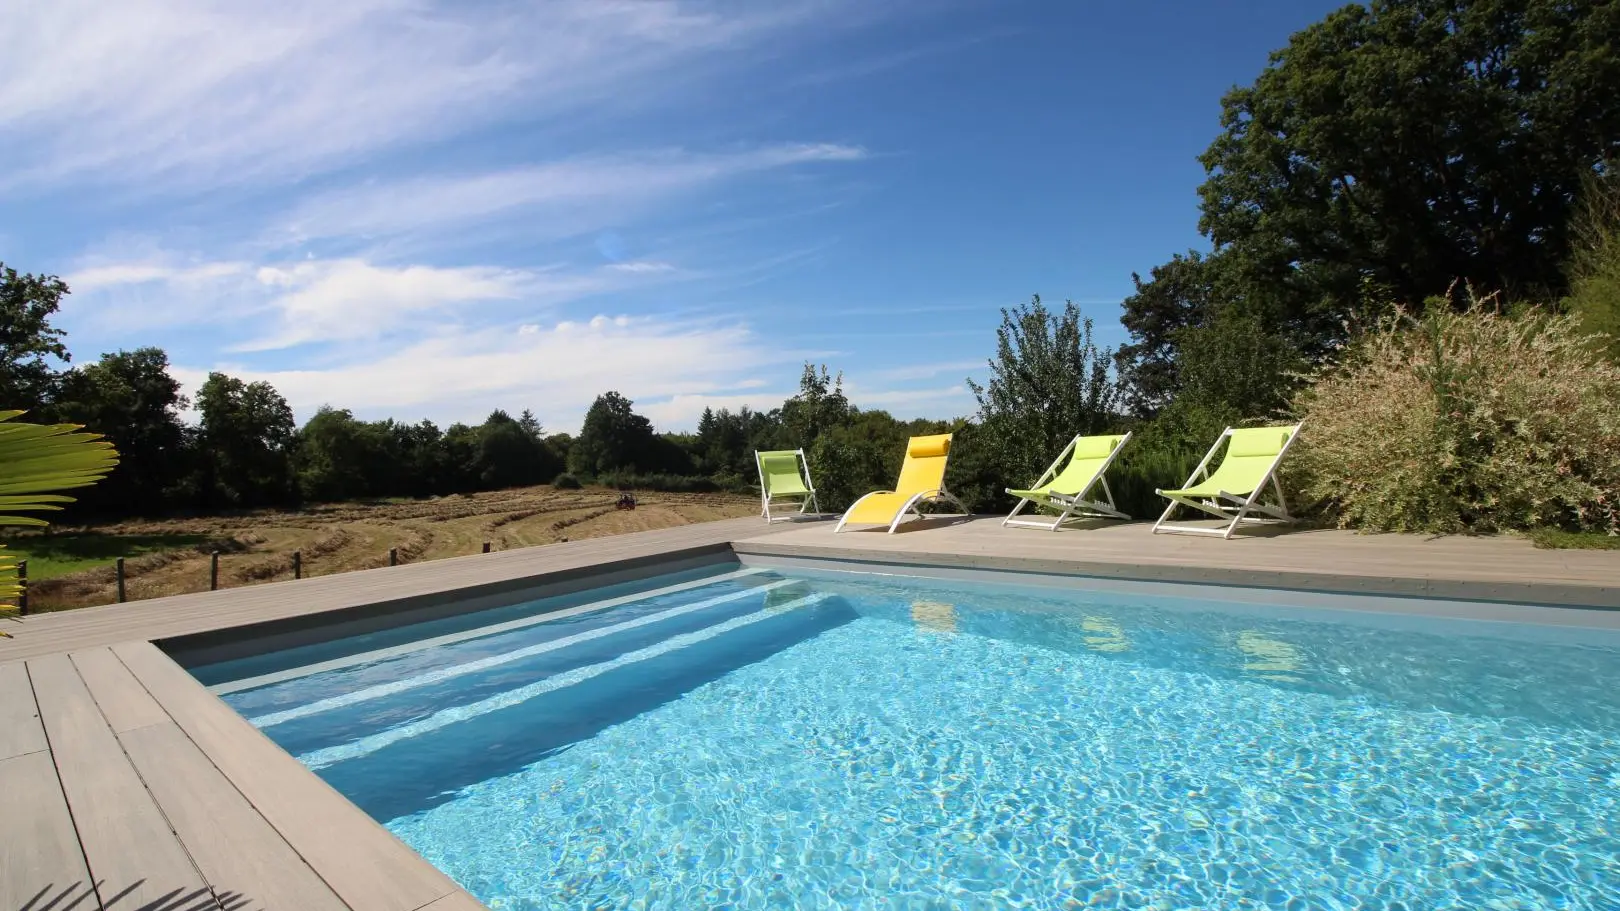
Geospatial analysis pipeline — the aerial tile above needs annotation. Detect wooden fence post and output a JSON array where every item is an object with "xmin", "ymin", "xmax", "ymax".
[
  {"xmin": 389, "ymin": 548, "xmax": 398, "ymax": 567},
  {"xmin": 210, "ymin": 551, "xmax": 220, "ymax": 591},
  {"xmin": 293, "ymin": 551, "xmax": 302, "ymax": 580},
  {"xmin": 482, "ymin": 542, "xmax": 491, "ymax": 554},
  {"xmin": 116, "ymin": 558, "xmax": 126, "ymax": 603}
]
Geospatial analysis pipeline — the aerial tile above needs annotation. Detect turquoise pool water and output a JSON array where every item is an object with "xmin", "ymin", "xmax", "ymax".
[{"xmin": 198, "ymin": 564, "xmax": 1620, "ymax": 910}]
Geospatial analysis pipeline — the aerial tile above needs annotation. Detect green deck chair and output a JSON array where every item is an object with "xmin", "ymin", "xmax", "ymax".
[
  {"xmin": 1153, "ymin": 423, "xmax": 1302, "ymax": 539},
  {"xmin": 1003, "ymin": 432, "xmax": 1132, "ymax": 531},
  {"xmin": 755, "ymin": 449, "xmax": 821, "ymax": 523}
]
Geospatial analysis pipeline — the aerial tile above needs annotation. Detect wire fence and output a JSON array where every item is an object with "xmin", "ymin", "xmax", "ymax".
[{"xmin": 8, "ymin": 539, "xmax": 507, "ymax": 616}]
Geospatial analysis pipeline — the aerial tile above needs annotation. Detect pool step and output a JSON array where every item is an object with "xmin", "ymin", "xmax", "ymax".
[
  {"xmin": 249, "ymin": 578, "xmax": 800, "ymax": 728},
  {"xmin": 300, "ymin": 592, "xmax": 832, "ymax": 770},
  {"xmin": 212, "ymin": 567, "xmax": 770, "ymax": 695}
]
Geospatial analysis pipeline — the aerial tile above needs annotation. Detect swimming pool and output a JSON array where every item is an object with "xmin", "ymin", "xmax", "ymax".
[{"xmin": 193, "ymin": 560, "xmax": 1620, "ymax": 910}]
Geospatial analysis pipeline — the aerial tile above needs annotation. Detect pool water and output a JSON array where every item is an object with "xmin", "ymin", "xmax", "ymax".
[{"xmin": 198, "ymin": 564, "xmax": 1620, "ymax": 910}]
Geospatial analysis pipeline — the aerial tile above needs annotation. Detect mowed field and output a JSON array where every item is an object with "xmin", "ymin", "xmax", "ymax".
[{"xmin": 4, "ymin": 486, "xmax": 759, "ymax": 613}]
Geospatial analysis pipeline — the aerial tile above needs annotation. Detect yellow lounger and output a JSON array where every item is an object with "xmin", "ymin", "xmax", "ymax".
[{"xmin": 834, "ymin": 433, "xmax": 966, "ymax": 534}]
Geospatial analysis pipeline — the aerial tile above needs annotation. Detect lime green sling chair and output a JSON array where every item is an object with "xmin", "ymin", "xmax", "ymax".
[
  {"xmin": 1003, "ymin": 432, "xmax": 1133, "ymax": 531},
  {"xmin": 755, "ymin": 449, "xmax": 821, "ymax": 522},
  {"xmin": 1153, "ymin": 423, "xmax": 1303, "ymax": 539}
]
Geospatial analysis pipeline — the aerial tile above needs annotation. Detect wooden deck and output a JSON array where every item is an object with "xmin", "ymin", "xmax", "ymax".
[{"xmin": 3, "ymin": 512, "xmax": 1616, "ymax": 911}]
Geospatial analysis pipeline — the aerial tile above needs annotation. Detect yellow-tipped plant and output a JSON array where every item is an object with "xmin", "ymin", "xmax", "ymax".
[{"xmin": 1, "ymin": 410, "xmax": 119, "ymax": 613}]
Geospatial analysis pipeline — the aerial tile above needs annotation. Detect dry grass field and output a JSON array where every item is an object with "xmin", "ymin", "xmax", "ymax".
[{"xmin": 3, "ymin": 485, "xmax": 759, "ymax": 613}]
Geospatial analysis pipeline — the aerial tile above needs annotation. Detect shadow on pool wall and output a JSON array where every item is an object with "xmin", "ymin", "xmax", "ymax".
[{"xmin": 313, "ymin": 591, "xmax": 860, "ymax": 821}]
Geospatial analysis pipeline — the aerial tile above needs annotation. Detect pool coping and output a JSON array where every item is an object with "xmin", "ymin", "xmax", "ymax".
[
  {"xmin": 732, "ymin": 539, "xmax": 1620, "ymax": 609},
  {"xmin": 4, "ymin": 513, "xmax": 1618, "ymax": 911}
]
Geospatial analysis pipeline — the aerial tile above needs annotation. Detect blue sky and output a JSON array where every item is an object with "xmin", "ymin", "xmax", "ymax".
[{"xmin": 0, "ymin": 0, "xmax": 1344, "ymax": 433}]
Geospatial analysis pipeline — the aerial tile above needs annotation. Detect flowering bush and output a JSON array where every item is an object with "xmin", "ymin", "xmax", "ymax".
[{"xmin": 1291, "ymin": 301, "xmax": 1620, "ymax": 534}]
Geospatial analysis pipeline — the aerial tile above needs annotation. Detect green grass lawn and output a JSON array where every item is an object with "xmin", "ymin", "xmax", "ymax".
[
  {"xmin": 1527, "ymin": 528, "xmax": 1620, "ymax": 550},
  {"xmin": 0, "ymin": 533, "xmax": 212, "ymax": 580}
]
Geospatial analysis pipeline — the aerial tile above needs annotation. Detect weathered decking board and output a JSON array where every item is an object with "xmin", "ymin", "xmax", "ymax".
[
  {"xmin": 0, "ymin": 750, "xmax": 94, "ymax": 911},
  {"xmin": 117, "ymin": 721, "xmax": 351, "ymax": 911},
  {"xmin": 117, "ymin": 641, "xmax": 470, "ymax": 911},
  {"xmin": 28, "ymin": 652, "xmax": 217, "ymax": 911},
  {"xmin": 0, "ymin": 660, "xmax": 46, "ymax": 759},
  {"xmin": 734, "ymin": 517, "xmax": 1620, "ymax": 607}
]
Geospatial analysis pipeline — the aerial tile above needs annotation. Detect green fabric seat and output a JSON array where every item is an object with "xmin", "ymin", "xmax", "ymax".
[
  {"xmin": 1158, "ymin": 427, "xmax": 1293, "ymax": 498},
  {"xmin": 1154, "ymin": 424, "xmax": 1302, "ymax": 539},
  {"xmin": 755, "ymin": 449, "xmax": 820, "ymax": 522},
  {"xmin": 1003, "ymin": 433, "xmax": 1132, "ymax": 531}
]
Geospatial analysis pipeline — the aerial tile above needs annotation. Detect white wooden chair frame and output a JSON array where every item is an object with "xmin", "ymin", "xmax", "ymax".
[
  {"xmin": 1152, "ymin": 424, "xmax": 1302, "ymax": 539},
  {"xmin": 756, "ymin": 448, "xmax": 821, "ymax": 523},
  {"xmin": 1003, "ymin": 432, "xmax": 1133, "ymax": 531}
]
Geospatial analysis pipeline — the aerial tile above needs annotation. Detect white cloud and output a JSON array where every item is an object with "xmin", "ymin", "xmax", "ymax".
[
  {"xmin": 0, "ymin": 0, "xmax": 871, "ymax": 192},
  {"xmin": 607, "ymin": 261, "xmax": 678, "ymax": 274},
  {"xmin": 638, "ymin": 391, "xmax": 800, "ymax": 431},
  {"xmin": 66, "ymin": 261, "xmax": 249, "ymax": 292},
  {"xmin": 174, "ymin": 316, "xmax": 802, "ymax": 433},
  {"xmin": 273, "ymin": 144, "xmax": 866, "ymax": 244},
  {"xmin": 58, "ymin": 251, "xmax": 693, "ymax": 351},
  {"xmin": 240, "ymin": 259, "xmax": 535, "ymax": 350}
]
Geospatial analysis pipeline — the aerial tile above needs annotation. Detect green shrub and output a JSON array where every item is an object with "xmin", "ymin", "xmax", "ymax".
[
  {"xmin": 1291, "ymin": 302, "xmax": 1620, "ymax": 534},
  {"xmin": 1563, "ymin": 171, "xmax": 1620, "ymax": 363},
  {"xmin": 596, "ymin": 472, "xmax": 721, "ymax": 494},
  {"xmin": 551, "ymin": 472, "xmax": 582, "ymax": 490},
  {"xmin": 1107, "ymin": 443, "xmax": 1204, "ymax": 520}
]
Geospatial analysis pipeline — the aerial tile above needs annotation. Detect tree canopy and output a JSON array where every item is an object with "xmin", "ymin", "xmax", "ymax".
[
  {"xmin": 1122, "ymin": 0, "xmax": 1620, "ymax": 408},
  {"xmin": 0, "ymin": 263, "xmax": 71, "ymax": 413},
  {"xmin": 968, "ymin": 296, "xmax": 1118, "ymax": 498}
]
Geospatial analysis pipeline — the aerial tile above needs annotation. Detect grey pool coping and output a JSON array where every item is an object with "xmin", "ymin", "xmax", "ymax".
[
  {"xmin": 4, "ymin": 513, "xmax": 1619, "ymax": 911},
  {"xmin": 731, "ymin": 516, "xmax": 1620, "ymax": 610}
]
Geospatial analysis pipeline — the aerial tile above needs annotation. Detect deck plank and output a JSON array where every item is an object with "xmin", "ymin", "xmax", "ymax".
[
  {"xmin": 0, "ymin": 750, "xmax": 98, "ymax": 911},
  {"xmin": 26, "ymin": 653, "xmax": 216, "ymax": 911},
  {"xmin": 118, "ymin": 721, "xmax": 350, "ymax": 911},
  {"xmin": 115, "ymin": 641, "xmax": 475, "ymax": 911},
  {"xmin": 72, "ymin": 647, "xmax": 169, "ymax": 733},
  {"xmin": 0, "ymin": 660, "xmax": 47, "ymax": 760}
]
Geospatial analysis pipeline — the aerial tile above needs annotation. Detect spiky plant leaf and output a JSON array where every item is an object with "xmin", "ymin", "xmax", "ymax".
[{"xmin": 0, "ymin": 411, "xmax": 119, "ymax": 608}]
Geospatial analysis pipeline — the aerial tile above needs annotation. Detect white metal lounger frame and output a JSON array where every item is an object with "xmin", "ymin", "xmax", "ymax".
[
  {"xmin": 1152, "ymin": 424, "xmax": 1302, "ymax": 539},
  {"xmin": 834, "ymin": 486, "xmax": 969, "ymax": 534},
  {"xmin": 756, "ymin": 448, "xmax": 822, "ymax": 523},
  {"xmin": 1002, "ymin": 432, "xmax": 1133, "ymax": 531}
]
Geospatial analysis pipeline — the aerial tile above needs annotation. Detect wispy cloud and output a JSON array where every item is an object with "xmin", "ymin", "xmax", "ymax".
[
  {"xmin": 272, "ymin": 144, "xmax": 867, "ymax": 245},
  {"xmin": 0, "ymin": 0, "xmax": 870, "ymax": 192},
  {"xmin": 63, "ymin": 251, "xmax": 700, "ymax": 352},
  {"xmin": 67, "ymin": 261, "xmax": 250, "ymax": 292}
]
